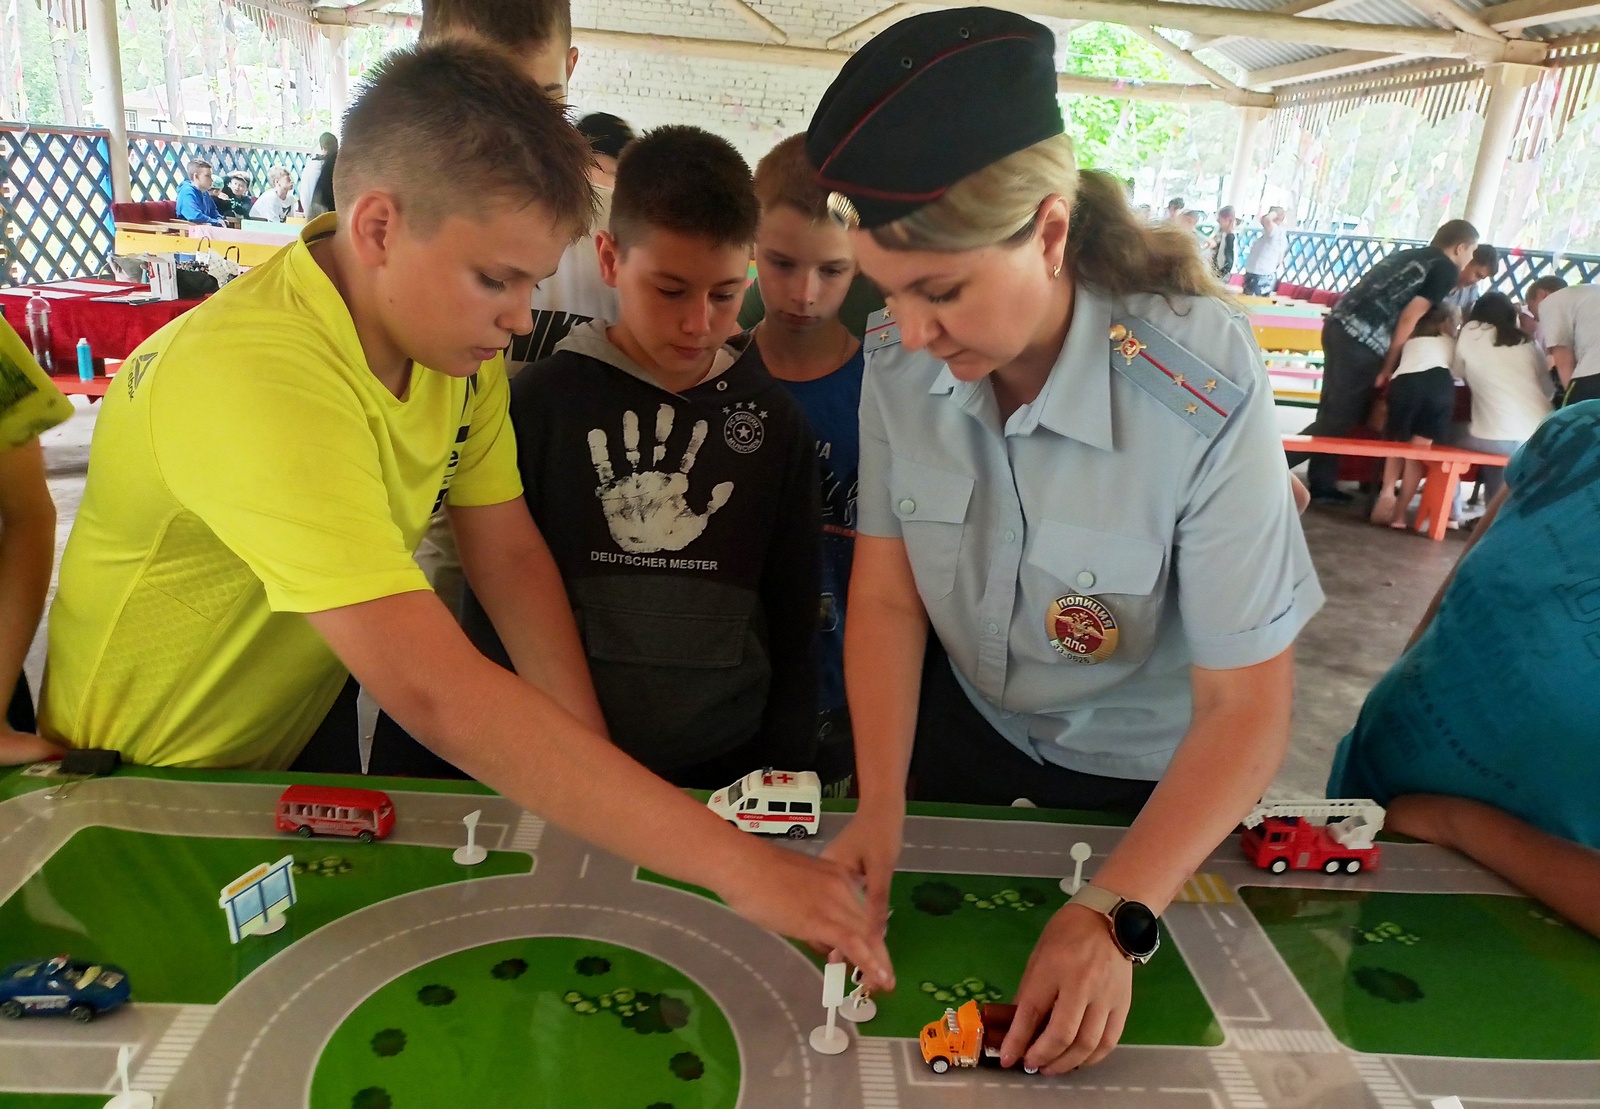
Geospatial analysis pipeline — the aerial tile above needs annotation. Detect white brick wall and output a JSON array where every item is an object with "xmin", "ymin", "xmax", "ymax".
[{"xmin": 565, "ymin": 4, "xmax": 1087, "ymax": 166}]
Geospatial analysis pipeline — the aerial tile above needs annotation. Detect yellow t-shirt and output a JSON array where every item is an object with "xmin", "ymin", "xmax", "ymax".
[
  {"xmin": 0, "ymin": 316, "xmax": 74, "ymax": 450},
  {"xmin": 40, "ymin": 215, "xmax": 522, "ymax": 769}
]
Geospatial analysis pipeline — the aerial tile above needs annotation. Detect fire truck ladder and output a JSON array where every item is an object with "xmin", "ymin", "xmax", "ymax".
[{"xmin": 1243, "ymin": 799, "xmax": 1386, "ymax": 849}]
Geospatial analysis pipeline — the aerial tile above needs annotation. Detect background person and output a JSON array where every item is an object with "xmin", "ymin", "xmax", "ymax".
[
  {"xmin": 576, "ymin": 112, "xmax": 635, "ymax": 189},
  {"xmin": 1450, "ymin": 291, "xmax": 1552, "ymax": 503},
  {"xmin": 250, "ymin": 166, "xmax": 297, "ymax": 222},
  {"xmin": 1209, "ymin": 206, "xmax": 1236, "ymax": 279},
  {"xmin": 1295, "ymin": 220, "xmax": 1478, "ymax": 503},
  {"xmin": 175, "ymin": 159, "xmax": 227, "ymax": 226},
  {"xmin": 299, "ymin": 131, "xmax": 338, "ymax": 216},
  {"xmin": 1241, "ymin": 206, "xmax": 1287, "ymax": 296},
  {"xmin": 1534, "ymin": 282, "xmax": 1600, "ymax": 406}
]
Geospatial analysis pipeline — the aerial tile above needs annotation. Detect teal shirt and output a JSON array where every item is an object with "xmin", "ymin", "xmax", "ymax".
[
  {"xmin": 857, "ymin": 285, "xmax": 1323, "ymax": 780},
  {"xmin": 1330, "ymin": 402, "xmax": 1600, "ymax": 848}
]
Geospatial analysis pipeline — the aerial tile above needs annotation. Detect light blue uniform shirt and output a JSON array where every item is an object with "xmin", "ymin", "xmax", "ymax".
[{"xmin": 857, "ymin": 284, "xmax": 1323, "ymax": 780}]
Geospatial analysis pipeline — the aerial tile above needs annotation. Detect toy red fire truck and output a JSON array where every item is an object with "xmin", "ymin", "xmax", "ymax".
[{"xmin": 1239, "ymin": 799, "xmax": 1385, "ymax": 874}]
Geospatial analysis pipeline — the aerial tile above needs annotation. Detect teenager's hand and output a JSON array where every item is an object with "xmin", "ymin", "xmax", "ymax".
[
  {"xmin": 0, "ymin": 727, "xmax": 66, "ymax": 767},
  {"xmin": 822, "ymin": 802, "xmax": 905, "ymax": 932},
  {"xmin": 1001, "ymin": 903, "xmax": 1132, "ymax": 1074},
  {"xmin": 714, "ymin": 839, "xmax": 896, "ymax": 992}
]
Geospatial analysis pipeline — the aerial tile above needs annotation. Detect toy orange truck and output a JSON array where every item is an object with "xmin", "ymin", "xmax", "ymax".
[{"xmin": 919, "ymin": 1000, "xmax": 1039, "ymax": 1075}]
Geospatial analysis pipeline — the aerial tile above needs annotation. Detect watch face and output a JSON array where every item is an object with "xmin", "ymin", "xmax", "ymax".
[{"xmin": 1112, "ymin": 901, "xmax": 1160, "ymax": 961}]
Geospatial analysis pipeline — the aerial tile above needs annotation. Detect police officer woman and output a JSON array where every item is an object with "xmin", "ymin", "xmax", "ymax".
[{"xmin": 809, "ymin": 8, "xmax": 1323, "ymax": 1077}]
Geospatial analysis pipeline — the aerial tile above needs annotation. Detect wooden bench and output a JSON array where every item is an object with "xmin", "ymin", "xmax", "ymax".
[{"xmin": 1283, "ymin": 435, "xmax": 1510, "ymax": 541}]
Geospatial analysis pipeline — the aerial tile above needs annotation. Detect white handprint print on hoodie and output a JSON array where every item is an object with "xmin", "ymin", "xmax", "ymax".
[{"xmin": 587, "ymin": 404, "xmax": 735, "ymax": 553}]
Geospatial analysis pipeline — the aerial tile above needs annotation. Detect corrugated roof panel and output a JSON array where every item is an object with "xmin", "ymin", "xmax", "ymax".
[
  {"xmin": 1310, "ymin": 0, "xmax": 1440, "ymax": 29},
  {"xmin": 1209, "ymin": 39, "xmax": 1335, "ymax": 74}
]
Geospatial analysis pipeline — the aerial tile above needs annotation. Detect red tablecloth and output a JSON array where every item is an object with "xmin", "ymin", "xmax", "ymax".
[{"xmin": 0, "ymin": 280, "xmax": 203, "ymax": 372}]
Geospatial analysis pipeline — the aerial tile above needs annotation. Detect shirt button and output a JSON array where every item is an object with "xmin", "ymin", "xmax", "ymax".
[
  {"xmin": 1004, "ymin": 529, "xmax": 1017, "ymax": 542},
  {"xmin": 1076, "ymin": 570, "xmax": 1096, "ymax": 590},
  {"xmin": 987, "ymin": 622, "xmax": 999, "ymax": 635},
  {"xmin": 898, "ymin": 498, "xmax": 916, "ymax": 515}
]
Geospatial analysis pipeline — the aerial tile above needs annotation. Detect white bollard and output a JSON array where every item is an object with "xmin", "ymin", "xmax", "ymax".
[
  {"xmin": 103, "ymin": 1044, "xmax": 155, "ymax": 1108},
  {"xmin": 453, "ymin": 809, "xmax": 487, "ymax": 866},
  {"xmin": 1060, "ymin": 841, "xmax": 1094, "ymax": 895}
]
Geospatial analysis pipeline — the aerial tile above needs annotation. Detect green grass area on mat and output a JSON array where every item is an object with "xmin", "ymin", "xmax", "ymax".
[
  {"xmin": 310, "ymin": 937, "xmax": 740, "ymax": 1109},
  {"xmin": 639, "ymin": 868, "xmax": 1221, "ymax": 1047},
  {"xmin": 0, "ymin": 1096, "xmax": 111, "ymax": 1108},
  {"xmin": 1241, "ymin": 887, "xmax": 1600, "ymax": 1059},
  {"xmin": 0, "ymin": 826, "xmax": 528, "ymax": 1005}
]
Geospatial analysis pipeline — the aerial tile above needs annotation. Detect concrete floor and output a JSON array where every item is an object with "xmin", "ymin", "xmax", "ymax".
[{"xmin": 24, "ymin": 399, "xmax": 1468, "ymax": 798}]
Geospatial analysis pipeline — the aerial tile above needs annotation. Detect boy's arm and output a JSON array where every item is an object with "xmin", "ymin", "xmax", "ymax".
[
  {"xmin": 450, "ymin": 497, "xmax": 608, "ymax": 738},
  {"xmin": 1550, "ymin": 347, "xmax": 1577, "ymax": 388},
  {"xmin": 0, "ymin": 440, "xmax": 65, "ymax": 764},
  {"xmin": 757, "ymin": 422, "xmax": 824, "ymax": 767},
  {"xmin": 1385, "ymin": 794, "xmax": 1600, "ymax": 938},
  {"xmin": 306, "ymin": 589, "xmax": 893, "ymax": 986}
]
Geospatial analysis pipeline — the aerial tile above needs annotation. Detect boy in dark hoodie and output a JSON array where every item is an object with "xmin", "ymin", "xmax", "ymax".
[{"xmin": 464, "ymin": 125, "xmax": 822, "ymax": 788}]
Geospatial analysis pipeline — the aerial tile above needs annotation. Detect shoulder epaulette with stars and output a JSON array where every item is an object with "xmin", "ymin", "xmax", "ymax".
[
  {"xmin": 864, "ymin": 308, "xmax": 901, "ymax": 354},
  {"xmin": 1108, "ymin": 317, "xmax": 1245, "ymax": 439}
]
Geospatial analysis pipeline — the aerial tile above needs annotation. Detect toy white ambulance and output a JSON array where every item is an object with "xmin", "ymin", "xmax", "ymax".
[{"xmin": 707, "ymin": 768, "xmax": 822, "ymax": 839}]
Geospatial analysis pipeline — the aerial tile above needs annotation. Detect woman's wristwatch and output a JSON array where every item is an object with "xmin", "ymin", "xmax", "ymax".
[{"xmin": 1067, "ymin": 884, "xmax": 1162, "ymax": 964}]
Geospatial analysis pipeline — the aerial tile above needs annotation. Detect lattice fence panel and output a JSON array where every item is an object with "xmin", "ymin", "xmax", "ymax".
[
  {"xmin": 128, "ymin": 133, "xmax": 311, "ymax": 201},
  {"xmin": 1233, "ymin": 229, "xmax": 1597, "ymax": 301},
  {"xmin": 1, "ymin": 125, "xmax": 115, "ymax": 286}
]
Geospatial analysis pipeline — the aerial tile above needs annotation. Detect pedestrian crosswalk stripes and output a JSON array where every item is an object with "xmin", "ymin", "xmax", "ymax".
[{"xmin": 1175, "ymin": 872, "xmax": 1239, "ymax": 904}]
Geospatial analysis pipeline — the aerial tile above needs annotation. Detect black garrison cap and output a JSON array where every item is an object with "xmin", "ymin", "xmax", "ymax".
[{"xmin": 806, "ymin": 7, "xmax": 1063, "ymax": 231}]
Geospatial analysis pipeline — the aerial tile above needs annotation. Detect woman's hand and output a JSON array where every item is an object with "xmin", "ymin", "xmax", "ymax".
[
  {"xmin": 822, "ymin": 801, "xmax": 905, "ymax": 933},
  {"xmin": 1000, "ymin": 903, "xmax": 1132, "ymax": 1074}
]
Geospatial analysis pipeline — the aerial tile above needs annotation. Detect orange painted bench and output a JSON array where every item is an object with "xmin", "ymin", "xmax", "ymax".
[{"xmin": 1283, "ymin": 435, "xmax": 1510, "ymax": 541}]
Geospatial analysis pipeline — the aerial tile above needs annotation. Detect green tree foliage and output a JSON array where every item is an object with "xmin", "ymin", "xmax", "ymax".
[
  {"xmin": 369, "ymin": 1028, "xmax": 406, "ymax": 1057},
  {"xmin": 1057, "ymin": 23, "xmax": 1182, "ymax": 182},
  {"xmin": 1353, "ymin": 966, "xmax": 1425, "ymax": 1003},
  {"xmin": 350, "ymin": 1089, "xmax": 392, "ymax": 1109},
  {"xmin": 416, "ymin": 984, "xmax": 456, "ymax": 1007},
  {"xmin": 668, "ymin": 1052, "xmax": 705, "ymax": 1081}
]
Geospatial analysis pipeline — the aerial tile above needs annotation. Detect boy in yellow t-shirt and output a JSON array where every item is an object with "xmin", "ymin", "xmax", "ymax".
[
  {"xmin": 38, "ymin": 41, "xmax": 891, "ymax": 988},
  {"xmin": 1, "ymin": 316, "xmax": 74, "ymax": 765}
]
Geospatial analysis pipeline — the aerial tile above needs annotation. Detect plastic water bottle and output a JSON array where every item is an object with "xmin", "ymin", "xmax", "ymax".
[
  {"xmin": 25, "ymin": 292, "xmax": 53, "ymax": 373},
  {"xmin": 77, "ymin": 337, "xmax": 93, "ymax": 381}
]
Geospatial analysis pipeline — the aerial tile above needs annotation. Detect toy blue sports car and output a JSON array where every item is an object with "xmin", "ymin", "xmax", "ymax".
[{"xmin": 0, "ymin": 956, "xmax": 132, "ymax": 1022}]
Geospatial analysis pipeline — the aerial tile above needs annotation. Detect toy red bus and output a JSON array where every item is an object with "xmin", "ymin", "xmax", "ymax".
[{"xmin": 276, "ymin": 785, "xmax": 395, "ymax": 844}]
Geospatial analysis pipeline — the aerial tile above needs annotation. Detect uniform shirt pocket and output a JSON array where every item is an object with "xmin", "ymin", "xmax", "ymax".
[
  {"xmin": 889, "ymin": 457, "xmax": 973, "ymax": 602},
  {"xmin": 1027, "ymin": 521, "xmax": 1165, "ymax": 606}
]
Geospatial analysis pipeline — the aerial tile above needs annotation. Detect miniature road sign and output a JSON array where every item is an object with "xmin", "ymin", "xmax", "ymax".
[
  {"xmin": 1060, "ymin": 841, "xmax": 1094, "ymax": 895},
  {"xmin": 219, "ymin": 855, "xmax": 297, "ymax": 943},
  {"xmin": 103, "ymin": 1044, "xmax": 155, "ymax": 1108},
  {"xmin": 839, "ymin": 965, "xmax": 877, "ymax": 1024},
  {"xmin": 810, "ymin": 960, "xmax": 850, "ymax": 1054},
  {"xmin": 1431, "ymin": 1099, "xmax": 1466, "ymax": 1109},
  {"xmin": 453, "ymin": 809, "xmax": 488, "ymax": 867}
]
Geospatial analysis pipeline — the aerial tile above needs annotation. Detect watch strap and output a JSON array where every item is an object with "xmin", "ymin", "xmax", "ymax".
[{"xmin": 1067, "ymin": 884, "xmax": 1122, "ymax": 916}]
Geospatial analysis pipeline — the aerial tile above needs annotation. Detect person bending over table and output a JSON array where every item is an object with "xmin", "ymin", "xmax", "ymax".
[
  {"xmin": 0, "ymin": 316, "xmax": 74, "ymax": 765},
  {"xmin": 1330, "ymin": 401, "xmax": 1600, "ymax": 938},
  {"xmin": 37, "ymin": 43, "xmax": 892, "ymax": 990},
  {"xmin": 805, "ymin": 8, "xmax": 1322, "ymax": 1076}
]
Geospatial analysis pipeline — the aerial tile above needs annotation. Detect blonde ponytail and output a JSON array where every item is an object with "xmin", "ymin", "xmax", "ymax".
[{"xmin": 870, "ymin": 133, "xmax": 1227, "ymax": 302}]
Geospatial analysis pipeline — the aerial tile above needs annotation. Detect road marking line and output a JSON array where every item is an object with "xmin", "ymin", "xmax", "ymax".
[
  {"xmin": 1228, "ymin": 1027, "xmax": 1342, "ymax": 1054},
  {"xmin": 1175, "ymin": 873, "xmax": 1239, "ymax": 904},
  {"xmin": 1352, "ymin": 1055, "xmax": 1416, "ymax": 1109},
  {"xmin": 1209, "ymin": 1051, "xmax": 1268, "ymax": 1109},
  {"xmin": 131, "ymin": 1005, "xmax": 214, "ymax": 1093},
  {"xmin": 579, "ymin": 853, "xmax": 590, "ymax": 879},
  {"xmin": 858, "ymin": 1039, "xmax": 901, "ymax": 1108},
  {"xmin": 509, "ymin": 812, "xmax": 545, "ymax": 853}
]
